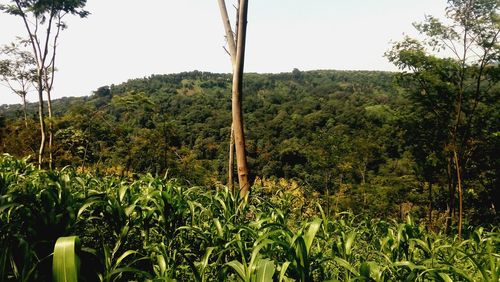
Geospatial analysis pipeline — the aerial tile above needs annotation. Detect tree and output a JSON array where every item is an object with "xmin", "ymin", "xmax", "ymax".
[
  {"xmin": 0, "ymin": 0, "xmax": 89, "ymax": 169},
  {"xmin": 387, "ymin": 0, "xmax": 499, "ymax": 238},
  {"xmin": 0, "ymin": 39, "xmax": 36, "ymax": 127},
  {"xmin": 217, "ymin": 0, "xmax": 250, "ymax": 197},
  {"xmin": 402, "ymin": 112, "xmax": 447, "ymax": 230}
]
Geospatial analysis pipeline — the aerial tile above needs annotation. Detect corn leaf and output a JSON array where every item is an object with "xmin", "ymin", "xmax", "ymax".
[
  {"xmin": 53, "ymin": 236, "xmax": 81, "ymax": 282},
  {"xmin": 304, "ymin": 218, "xmax": 322, "ymax": 253},
  {"xmin": 227, "ymin": 260, "xmax": 246, "ymax": 281},
  {"xmin": 254, "ymin": 259, "xmax": 275, "ymax": 282}
]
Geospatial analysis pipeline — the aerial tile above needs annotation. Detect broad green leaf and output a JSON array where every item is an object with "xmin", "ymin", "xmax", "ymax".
[
  {"xmin": 304, "ymin": 218, "xmax": 322, "ymax": 253},
  {"xmin": 344, "ymin": 231, "xmax": 356, "ymax": 257},
  {"xmin": 254, "ymin": 259, "xmax": 275, "ymax": 282},
  {"xmin": 53, "ymin": 236, "xmax": 81, "ymax": 282},
  {"xmin": 293, "ymin": 236, "xmax": 308, "ymax": 269},
  {"xmin": 227, "ymin": 260, "xmax": 246, "ymax": 281}
]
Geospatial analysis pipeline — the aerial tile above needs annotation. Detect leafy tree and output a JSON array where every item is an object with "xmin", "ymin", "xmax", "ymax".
[
  {"xmin": 387, "ymin": 0, "xmax": 500, "ymax": 238},
  {"xmin": 0, "ymin": 0, "xmax": 89, "ymax": 169},
  {"xmin": 0, "ymin": 39, "xmax": 36, "ymax": 127}
]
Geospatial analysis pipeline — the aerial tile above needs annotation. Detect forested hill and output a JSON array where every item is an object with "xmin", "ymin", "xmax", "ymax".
[{"xmin": 1, "ymin": 70, "xmax": 498, "ymax": 224}]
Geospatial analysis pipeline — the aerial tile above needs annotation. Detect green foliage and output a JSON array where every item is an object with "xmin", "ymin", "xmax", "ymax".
[
  {"xmin": 1, "ymin": 67, "xmax": 498, "ymax": 225},
  {"xmin": 53, "ymin": 236, "xmax": 81, "ymax": 282},
  {"xmin": 386, "ymin": 0, "xmax": 500, "ymax": 234},
  {"xmin": 1, "ymin": 156, "xmax": 499, "ymax": 281},
  {"xmin": 0, "ymin": 0, "xmax": 89, "ymax": 19}
]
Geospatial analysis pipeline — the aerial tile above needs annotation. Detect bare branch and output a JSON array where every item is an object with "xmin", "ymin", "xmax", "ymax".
[
  {"xmin": 223, "ymin": 45, "xmax": 231, "ymax": 56},
  {"xmin": 217, "ymin": 0, "xmax": 237, "ymax": 64}
]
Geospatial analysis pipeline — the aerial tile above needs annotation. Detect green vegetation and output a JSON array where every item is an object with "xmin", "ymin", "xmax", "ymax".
[
  {"xmin": 0, "ymin": 155, "xmax": 498, "ymax": 281},
  {"xmin": 0, "ymin": 0, "xmax": 89, "ymax": 170},
  {"xmin": 0, "ymin": 1, "xmax": 499, "ymax": 280},
  {"xmin": 1, "ymin": 69, "xmax": 498, "ymax": 227}
]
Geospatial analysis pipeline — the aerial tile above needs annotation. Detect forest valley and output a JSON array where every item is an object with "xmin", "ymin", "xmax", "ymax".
[{"xmin": 1, "ymin": 69, "xmax": 498, "ymax": 228}]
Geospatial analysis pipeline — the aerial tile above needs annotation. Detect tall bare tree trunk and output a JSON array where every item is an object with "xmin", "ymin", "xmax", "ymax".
[
  {"xmin": 451, "ymin": 19, "xmax": 469, "ymax": 240},
  {"xmin": 45, "ymin": 14, "xmax": 63, "ymax": 171},
  {"xmin": 218, "ymin": 0, "xmax": 250, "ymax": 197},
  {"xmin": 228, "ymin": 124, "xmax": 235, "ymax": 190},
  {"xmin": 453, "ymin": 150, "xmax": 463, "ymax": 239},
  {"xmin": 232, "ymin": 0, "xmax": 250, "ymax": 197},
  {"xmin": 445, "ymin": 155, "xmax": 455, "ymax": 233},
  {"xmin": 47, "ymin": 92, "xmax": 53, "ymax": 170},
  {"xmin": 14, "ymin": 1, "xmax": 45, "ymax": 169},
  {"xmin": 36, "ymin": 79, "xmax": 46, "ymax": 169}
]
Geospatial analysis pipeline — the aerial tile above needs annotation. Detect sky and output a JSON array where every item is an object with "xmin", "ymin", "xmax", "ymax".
[{"xmin": 0, "ymin": 0, "xmax": 447, "ymax": 105}]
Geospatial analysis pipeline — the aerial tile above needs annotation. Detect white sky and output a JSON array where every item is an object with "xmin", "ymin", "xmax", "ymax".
[{"xmin": 0, "ymin": 0, "xmax": 447, "ymax": 105}]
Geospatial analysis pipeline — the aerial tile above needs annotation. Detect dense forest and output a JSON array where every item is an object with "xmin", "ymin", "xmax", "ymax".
[{"xmin": 1, "ymin": 69, "xmax": 498, "ymax": 227}]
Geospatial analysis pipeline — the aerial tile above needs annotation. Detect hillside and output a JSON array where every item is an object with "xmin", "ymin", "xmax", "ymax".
[{"xmin": 0, "ymin": 70, "xmax": 498, "ymax": 225}]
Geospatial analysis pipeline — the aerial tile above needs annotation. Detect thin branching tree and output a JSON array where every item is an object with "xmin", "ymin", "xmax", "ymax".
[
  {"xmin": 0, "ymin": 39, "xmax": 36, "ymax": 128},
  {"xmin": 0, "ymin": 0, "xmax": 89, "ymax": 169},
  {"xmin": 387, "ymin": 0, "xmax": 499, "ymax": 238}
]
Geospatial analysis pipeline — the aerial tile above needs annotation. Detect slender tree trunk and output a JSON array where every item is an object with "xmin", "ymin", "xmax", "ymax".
[
  {"xmin": 445, "ymin": 155, "xmax": 454, "ymax": 233},
  {"xmin": 232, "ymin": 0, "xmax": 250, "ymax": 197},
  {"xmin": 453, "ymin": 150, "xmax": 463, "ymax": 239},
  {"xmin": 45, "ymin": 14, "xmax": 63, "ymax": 171},
  {"xmin": 428, "ymin": 181, "xmax": 433, "ymax": 231},
  {"xmin": 81, "ymin": 140, "xmax": 90, "ymax": 174},
  {"xmin": 14, "ymin": 0, "xmax": 46, "ymax": 168},
  {"xmin": 450, "ymin": 112, "xmax": 464, "ymax": 239},
  {"xmin": 452, "ymin": 177, "xmax": 457, "ymax": 219},
  {"xmin": 218, "ymin": 0, "xmax": 250, "ymax": 197},
  {"xmin": 36, "ymin": 80, "xmax": 46, "ymax": 169},
  {"xmin": 335, "ymin": 173, "xmax": 343, "ymax": 211},
  {"xmin": 450, "ymin": 21, "xmax": 469, "ymax": 240},
  {"xmin": 22, "ymin": 95, "xmax": 28, "ymax": 128},
  {"xmin": 123, "ymin": 156, "xmax": 132, "ymax": 178},
  {"xmin": 47, "ymin": 91, "xmax": 54, "ymax": 170},
  {"xmin": 325, "ymin": 172, "xmax": 330, "ymax": 217},
  {"xmin": 228, "ymin": 124, "xmax": 235, "ymax": 190}
]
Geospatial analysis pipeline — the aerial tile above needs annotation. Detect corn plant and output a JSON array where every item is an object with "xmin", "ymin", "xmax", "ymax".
[
  {"xmin": 226, "ymin": 239, "xmax": 276, "ymax": 282},
  {"xmin": 1, "ymin": 155, "xmax": 499, "ymax": 281}
]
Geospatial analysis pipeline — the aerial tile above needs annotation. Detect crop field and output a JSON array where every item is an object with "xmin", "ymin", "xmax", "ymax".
[{"xmin": 0, "ymin": 155, "xmax": 499, "ymax": 281}]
